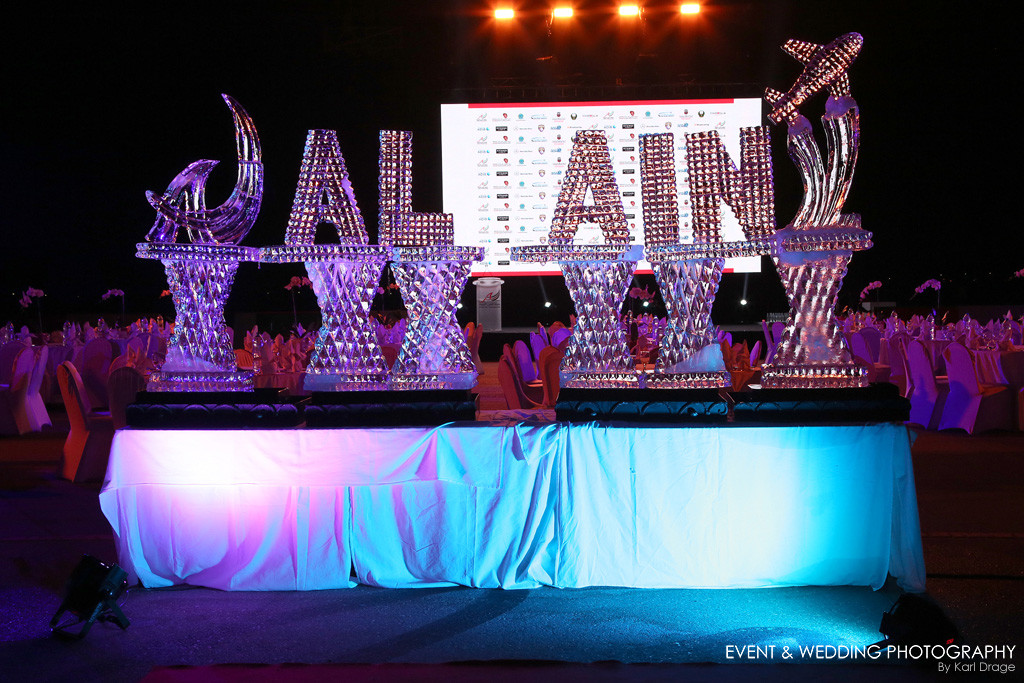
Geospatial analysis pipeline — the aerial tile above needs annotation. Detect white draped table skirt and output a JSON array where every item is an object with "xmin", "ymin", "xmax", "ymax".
[{"xmin": 99, "ymin": 422, "xmax": 925, "ymax": 592}]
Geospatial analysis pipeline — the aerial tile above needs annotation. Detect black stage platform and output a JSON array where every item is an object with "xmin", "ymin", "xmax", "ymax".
[{"xmin": 125, "ymin": 384, "xmax": 909, "ymax": 428}]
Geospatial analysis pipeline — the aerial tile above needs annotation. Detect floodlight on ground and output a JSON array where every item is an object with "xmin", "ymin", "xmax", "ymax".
[
  {"xmin": 619, "ymin": 4, "xmax": 640, "ymax": 16},
  {"xmin": 552, "ymin": 6, "xmax": 573, "ymax": 18},
  {"xmin": 872, "ymin": 593, "xmax": 960, "ymax": 651},
  {"xmin": 494, "ymin": 8, "xmax": 515, "ymax": 19},
  {"xmin": 680, "ymin": 3, "xmax": 700, "ymax": 14},
  {"xmin": 50, "ymin": 555, "xmax": 130, "ymax": 640}
]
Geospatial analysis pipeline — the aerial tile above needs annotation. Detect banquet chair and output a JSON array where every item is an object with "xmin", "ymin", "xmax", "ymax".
[
  {"xmin": 550, "ymin": 327, "xmax": 573, "ymax": 350},
  {"xmin": 537, "ymin": 345, "xmax": 564, "ymax": 408},
  {"xmin": 535, "ymin": 323, "xmax": 550, "ymax": 345},
  {"xmin": 80, "ymin": 338, "xmax": 114, "ymax": 410},
  {"xmin": 0, "ymin": 340, "xmax": 29, "ymax": 385},
  {"xmin": 887, "ymin": 336, "xmax": 912, "ymax": 398},
  {"xmin": 234, "ymin": 348, "xmax": 254, "ymax": 370},
  {"xmin": 107, "ymin": 365, "xmax": 147, "ymax": 431},
  {"xmin": 749, "ymin": 340, "xmax": 762, "ymax": 368},
  {"xmin": 0, "ymin": 346, "xmax": 34, "ymax": 435},
  {"xmin": 850, "ymin": 331, "xmax": 890, "ymax": 384},
  {"xmin": 503, "ymin": 344, "xmax": 543, "ymax": 404},
  {"xmin": 57, "ymin": 361, "xmax": 114, "ymax": 483},
  {"xmin": 529, "ymin": 331, "xmax": 547, "ymax": 365},
  {"xmin": 381, "ymin": 344, "xmax": 399, "ymax": 369},
  {"xmin": 771, "ymin": 322, "xmax": 786, "ymax": 347},
  {"xmin": 465, "ymin": 323, "xmax": 484, "ymax": 375},
  {"xmin": 15, "ymin": 345, "xmax": 51, "ymax": 433},
  {"xmin": 938, "ymin": 342, "xmax": 1013, "ymax": 434},
  {"xmin": 513, "ymin": 339, "xmax": 538, "ymax": 383},
  {"xmin": 498, "ymin": 356, "xmax": 542, "ymax": 410},
  {"xmin": 859, "ymin": 326, "xmax": 883, "ymax": 363},
  {"xmin": 905, "ymin": 340, "xmax": 949, "ymax": 430}
]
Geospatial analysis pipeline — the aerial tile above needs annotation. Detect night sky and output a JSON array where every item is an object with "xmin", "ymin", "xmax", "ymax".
[{"xmin": 2, "ymin": 1, "xmax": 1019, "ymax": 331}]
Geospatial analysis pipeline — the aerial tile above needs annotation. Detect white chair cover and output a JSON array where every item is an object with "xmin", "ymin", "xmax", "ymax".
[
  {"xmin": 938, "ymin": 343, "xmax": 1013, "ymax": 434},
  {"xmin": 905, "ymin": 340, "xmax": 948, "ymax": 430},
  {"xmin": 15, "ymin": 345, "xmax": 51, "ymax": 432},
  {"xmin": 0, "ymin": 346, "xmax": 34, "ymax": 435}
]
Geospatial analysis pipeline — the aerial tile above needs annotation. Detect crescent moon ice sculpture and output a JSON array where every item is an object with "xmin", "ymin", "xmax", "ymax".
[
  {"xmin": 137, "ymin": 94, "xmax": 262, "ymax": 392},
  {"xmin": 144, "ymin": 93, "xmax": 263, "ymax": 245}
]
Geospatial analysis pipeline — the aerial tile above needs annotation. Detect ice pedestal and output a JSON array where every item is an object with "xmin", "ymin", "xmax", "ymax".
[
  {"xmin": 136, "ymin": 242, "xmax": 257, "ymax": 391},
  {"xmin": 389, "ymin": 246, "xmax": 483, "ymax": 390},
  {"xmin": 259, "ymin": 245, "xmax": 391, "ymax": 391},
  {"xmin": 761, "ymin": 223, "xmax": 872, "ymax": 389}
]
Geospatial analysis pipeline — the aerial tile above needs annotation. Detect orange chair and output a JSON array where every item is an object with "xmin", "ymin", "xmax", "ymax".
[{"xmin": 57, "ymin": 361, "xmax": 114, "ymax": 482}]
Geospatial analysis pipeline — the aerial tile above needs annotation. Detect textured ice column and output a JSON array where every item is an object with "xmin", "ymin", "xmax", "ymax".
[
  {"xmin": 389, "ymin": 247, "xmax": 479, "ymax": 390},
  {"xmin": 378, "ymin": 130, "xmax": 455, "ymax": 247},
  {"xmin": 559, "ymin": 257, "xmax": 640, "ymax": 388},
  {"xmin": 137, "ymin": 244, "xmax": 258, "ymax": 392}
]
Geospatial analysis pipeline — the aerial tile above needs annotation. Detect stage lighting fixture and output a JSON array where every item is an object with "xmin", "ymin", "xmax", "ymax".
[
  {"xmin": 874, "ymin": 593, "xmax": 960, "ymax": 650},
  {"xmin": 680, "ymin": 3, "xmax": 700, "ymax": 14},
  {"xmin": 552, "ymin": 6, "xmax": 573, "ymax": 18},
  {"xmin": 50, "ymin": 555, "xmax": 130, "ymax": 640},
  {"xmin": 619, "ymin": 4, "xmax": 640, "ymax": 16},
  {"xmin": 544, "ymin": 301, "xmax": 552, "ymax": 307},
  {"xmin": 740, "ymin": 298, "xmax": 748, "ymax": 305},
  {"xmin": 494, "ymin": 8, "xmax": 515, "ymax": 19}
]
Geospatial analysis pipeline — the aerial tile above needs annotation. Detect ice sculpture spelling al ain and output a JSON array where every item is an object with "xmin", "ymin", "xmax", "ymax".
[{"xmin": 137, "ymin": 94, "xmax": 262, "ymax": 392}]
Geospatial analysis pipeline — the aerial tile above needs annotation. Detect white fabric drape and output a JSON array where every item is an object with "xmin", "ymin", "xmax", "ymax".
[{"xmin": 100, "ymin": 422, "xmax": 925, "ymax": 593}]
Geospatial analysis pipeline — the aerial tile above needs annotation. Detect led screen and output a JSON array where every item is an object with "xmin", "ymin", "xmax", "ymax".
[{"xmin": 441, "ymin": 99, "xmax": 764, "ymax": 275}]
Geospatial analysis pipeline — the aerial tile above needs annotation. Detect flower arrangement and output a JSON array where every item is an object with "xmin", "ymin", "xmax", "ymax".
[
  {"xmin": 914, "ymin": 279, "xmax": 941, "ymax": 294},
  {"xmin": 102, "ymin": 288, "xmax": 126, "ymax": 324},
  {"xmin": 285, "ymin": 276, "xmax": 313, "ymax": 331},
  {"xmin": 284, "ymin": 276, "xmax": 312, "ymax": 291},
  {"xmin": 1014, "ymin": 268, "xmax": 1024, "ymax": 278},
  {"xmin": 19, "ymin": 287, "xmax": 45, "ymax": 334},
  {"xmin": 859, "ymin": 281, "xmax": 882, "ymax": 301}
]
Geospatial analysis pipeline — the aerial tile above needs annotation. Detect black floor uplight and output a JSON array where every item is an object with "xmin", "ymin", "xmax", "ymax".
[
  {"xmin": 874, "ymin": 593, "xmax": 960, "ymax": 650},
  {"xmin": 50, "ymin": 555, "xmax": 130, "ymax": 640}
]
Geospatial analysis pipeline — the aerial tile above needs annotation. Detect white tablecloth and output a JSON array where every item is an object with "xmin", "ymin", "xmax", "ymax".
[{"xmin": 99, "ymin": 422, "xmax": 925, "ymax": 592}]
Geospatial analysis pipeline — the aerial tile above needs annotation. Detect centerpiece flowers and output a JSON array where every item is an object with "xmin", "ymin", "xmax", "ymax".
[
  {"xmin": 102, "ymin": 288, "xmax": 126, "ymax": 324},
  {"xmin": 284, "ymin": 276, "xmax": 313, "ymax": 332},
  {"xmin": 859, "ymin": 281, "xmax": 882, "ymax": 301},
  {"xmin": 19, "ymin": 287, "xmax": 45, "ymax": 335}
]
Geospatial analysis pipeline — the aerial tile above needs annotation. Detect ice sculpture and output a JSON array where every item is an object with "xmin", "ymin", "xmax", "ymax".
[
  {"xmin": 137, "ymin": 94, "xmax": 261, "ymax": 391},
  {"xmin": 762, "ymin": 32, "xmax": 872, "ymax": 388},
  {"xmin": 260, "ymin": 129, "xmax": 391, "ymax": 391},
  {"xmin": 641, "ymin": 127, "xmax": 775, "ymax": 388},
  {"xmin": 379, "ymin": 131, "xmax": 482, "ymax": 390},
  {"xmin": 513, "ymin": 130, "xmax": 640, "ymax": 388}
]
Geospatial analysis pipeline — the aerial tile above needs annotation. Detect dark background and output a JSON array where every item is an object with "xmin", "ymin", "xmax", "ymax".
[{"xmin": 2, "ymin": 1, "xmax": 1020, "ymax": 332}]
